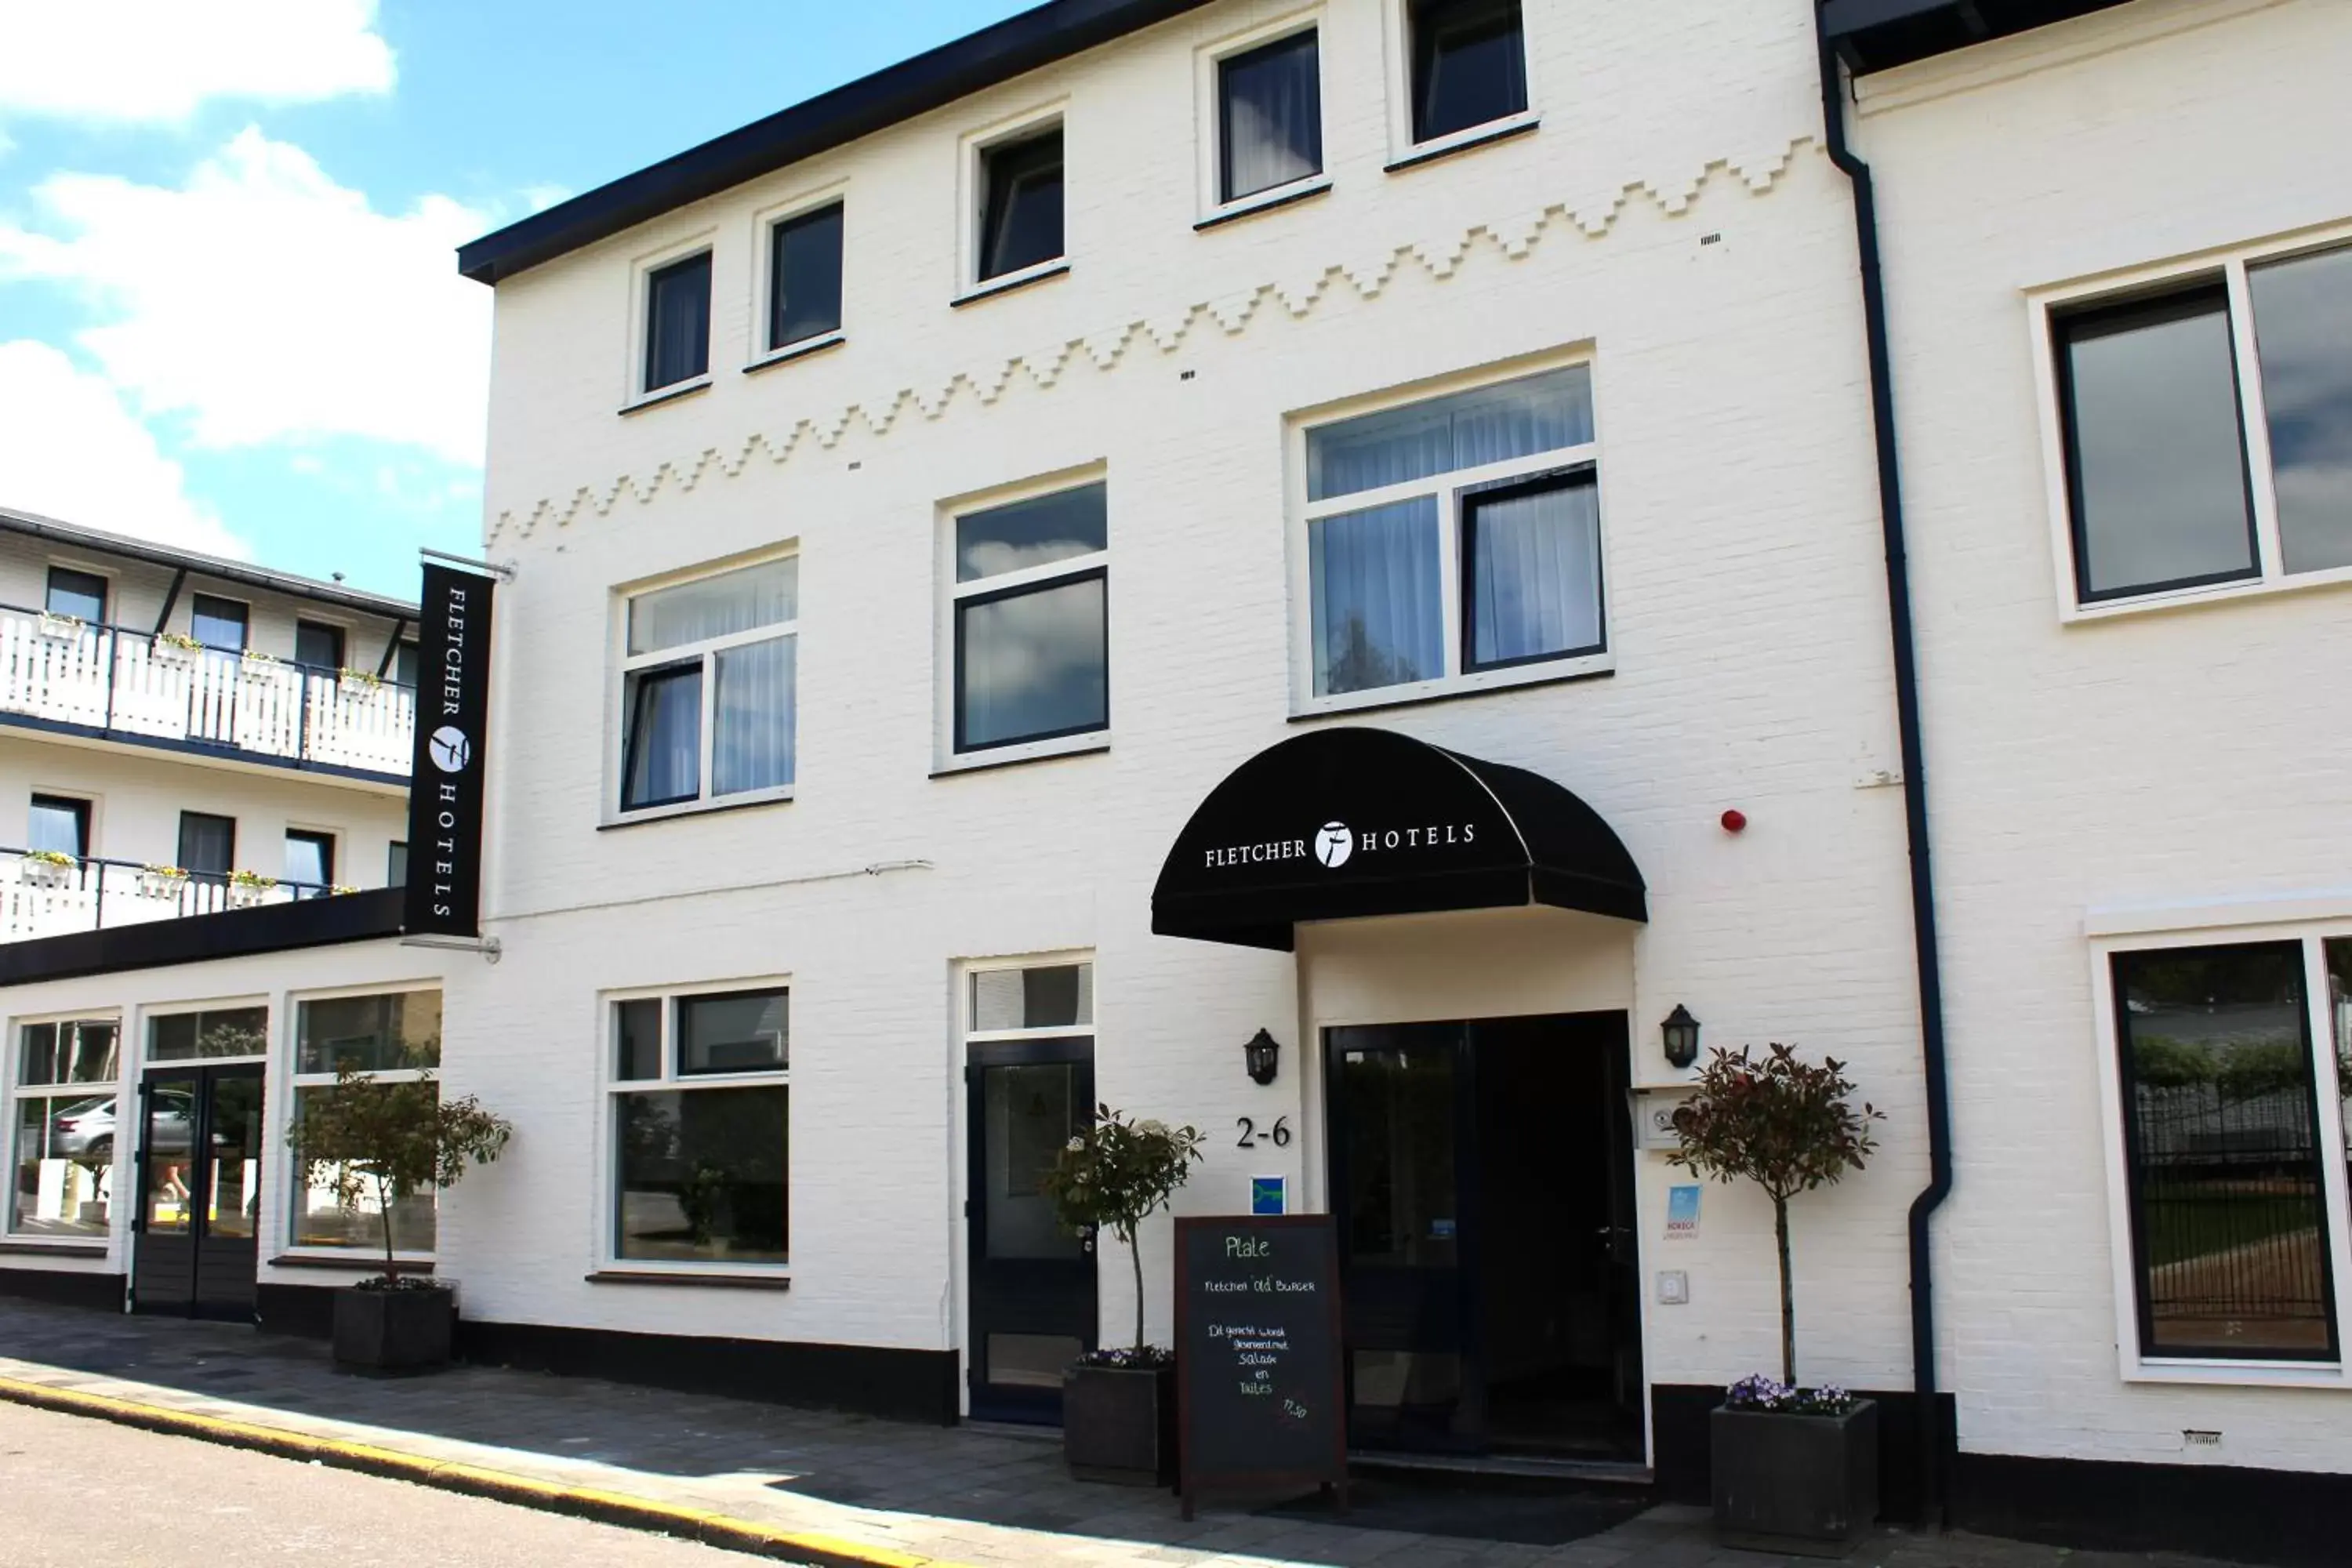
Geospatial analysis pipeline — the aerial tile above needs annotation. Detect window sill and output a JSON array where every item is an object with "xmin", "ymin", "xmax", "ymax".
[
  {"xmin": 1385, "ymin": 113, "xmax": 1541, "ymax": 174},
  {"xmin": 1291, "ymin": 655, "xmax": 1613, "ymax": 721},
  {"xmin": 1195, "ymin": 178, "xmax": 1333, "ymax": 233},
  {"xmin": 0, "ymin": 1240, "xmax": 107, "ymax": 1258},
  {"xmin": 933, "ymin": 731, "xmax": 1109, "ymax": 778},
  {"xmin": 586, "ymin": 1269, "xmax": 791, "ymax": 1290},
  {"xmin": 268, "ymin": 1252, "xmax": 435, "ymax": 1272},
  {"xmin": 951, "ymin": 260, "xmax": 1070, "ymax": 309},
  {"xmin": 2062, "ymin": 560, "xmax": 2352, "ymax": 624},
  {"xmin": 2123, "ymin": 1356, "xmax": 2347, "ymax": 1391},
  {"xmin": 743, "ymin": 333, "xmax": 846, "ymax": 376},
  {"xmin": 619, "ymin": 377, "xmax": 712, "ymax": 416},
  {"xmin": 601, "ymin": 787, "xmax": 794, "ymax": 830}
]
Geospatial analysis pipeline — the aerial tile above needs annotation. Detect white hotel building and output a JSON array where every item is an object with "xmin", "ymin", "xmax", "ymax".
[{"xmin": 0, "ymin": 2, "xmax": 2344, "ymax": 1557}]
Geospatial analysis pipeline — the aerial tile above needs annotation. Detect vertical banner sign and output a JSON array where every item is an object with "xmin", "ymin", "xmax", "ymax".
[
  {"xmin": 1174, "ymin": 1214, "xmax": 1346, "ymax": 1520},
  {"xmin": 404, "ymin": 563, "xmax": 495, "ymax": 938}
]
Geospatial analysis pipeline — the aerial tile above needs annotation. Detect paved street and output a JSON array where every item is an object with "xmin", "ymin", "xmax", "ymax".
[
  {"xmin": 0, "ymin": 1299, "xmax": 2245, "ymax": 1568},
  {"xmin": 0, "ymin": 1401, "xmax": 750, "ymax": 1567}
]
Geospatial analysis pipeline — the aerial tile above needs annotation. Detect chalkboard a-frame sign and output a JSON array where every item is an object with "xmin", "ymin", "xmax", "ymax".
[{"xmin": 1174, "ymin": 1214, "xmax": 1348, "ymax": 1519}]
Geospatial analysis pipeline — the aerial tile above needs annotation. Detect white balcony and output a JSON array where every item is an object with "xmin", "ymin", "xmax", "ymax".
[
  {"xmin": 0, "ymin": 605, "xmax": 413, "ymax": 778},
  {"xmin": 0, "ymin": 851, "xmax": 337, "ymax": 944}
]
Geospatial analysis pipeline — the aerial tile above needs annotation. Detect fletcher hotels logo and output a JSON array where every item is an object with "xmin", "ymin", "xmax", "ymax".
[
  {"xmin": 428, "ymin": 725, "xmax": 472, "ymax": 773},
  {"xmin": 1203, "ymin": 816, "xmax": 1478, "ymax": 872}
]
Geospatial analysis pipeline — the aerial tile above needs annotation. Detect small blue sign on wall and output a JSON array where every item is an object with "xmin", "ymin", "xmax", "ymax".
[
  {"xmin": 1250, "ymin": 1176, "xmax": 1287, "ymax": 1215},
  {"xmin": 1665, "ymin": 1183, "xmax": 1702, "ymax": 1240}
]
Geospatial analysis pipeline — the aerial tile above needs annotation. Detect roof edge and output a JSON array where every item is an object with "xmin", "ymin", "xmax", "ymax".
[{"xmin": 0, "ymin": 506, "xmax": 417, "ymax": 619}]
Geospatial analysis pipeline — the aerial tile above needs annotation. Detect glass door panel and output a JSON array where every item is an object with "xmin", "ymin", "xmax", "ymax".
[
  {"xmin": 141, "ymin": 1076, "xmax": 198, "ymax": 1236},
  {"xmin": 205, "ymin": 1073, "xmax": 263, "ymax": 1240},
  {"xmin": 967, "ymin": 1040, "xmax": 1096, "ymax": 1423}
]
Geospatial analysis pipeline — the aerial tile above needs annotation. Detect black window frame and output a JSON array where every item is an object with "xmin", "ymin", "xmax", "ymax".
[
  {"xmin": 176, "ymin": 811, "xmax": 237, "ymax": 880},
  {"xmin": 952, "ymin": 566, "xmax": 1110, "ymax": 756},
  {"xmin": 619, "ymin": 660, "xmax": 705, "ymax": 812},
  {"xmin": 285, "ymin": 829, "xmax": 336, "ymax": 894},
  {"xmin": 1218, "ymin": 27, "xmax": 1324, "ymax": 205},
  {"xmin": 295, "ymin": 619, "xmax": 346, "ymax": 673},
  {"xmin": 393, "ymin": 641, "xmax": 420, "ymax": 688},
  {"xmin": 976, "ymin": 125, "xmax": 1065, "ymax": 283},
  {"xmin": 2109, "ymin": 941, "xmax": 2342, "ymax": 1364},
  {"xmin": 189, "ymin": 593, "xmax": 249, "ymax": 654},
  {"xmin": 767, "ymin": 201, "xmax": 846, "ymax": 354},
  {"xmin": 27, "ymin": 795, "xmax": 91, "ymax": 860},
  {"xmin": 43, "ymin": 567, "xmax": 108, "ymax": 624},
  {"xmin": 1457, "ymin": 464, "xmax": 1606, "ymax": 676},
  {"xmin": 2054, "ymin": 283, "xmax": 2263, "ymax": 605},
  {"xmin": 643, "ymin": 249, "xmax": 714, "ymax": 394},
  {"xmin": 1407, "ymin": 0, "xmax": 1530, "ymax": 147},
  {"xmin": 387, "ymin": 840, "xmax": 408, "ymax": 887}
]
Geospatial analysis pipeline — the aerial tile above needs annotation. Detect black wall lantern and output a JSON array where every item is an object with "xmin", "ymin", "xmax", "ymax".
[
  {"xmin": 1243, "ymin": 1029, "xmax": 1282, "ymax": 1086},
  {"xmin": 1661, "ymin": 1004, "xmax": 1701, "ymax": 1070}
]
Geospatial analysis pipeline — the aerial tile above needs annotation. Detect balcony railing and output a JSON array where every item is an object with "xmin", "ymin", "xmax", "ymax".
[
  {"xmin": 1, "ymin": 849, "xmax": 346, "ymax": 943},
  {"xmin": 0, "ymin": 604, "xmax": 413, "ymax": 777}
]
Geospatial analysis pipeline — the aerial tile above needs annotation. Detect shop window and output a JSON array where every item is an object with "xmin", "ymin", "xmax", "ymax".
[
  {"xmin": 44, "ymin": 567, "xmax": 107, "ymax": 624},
  {"xmin": 619, "ymin": 554, "xmax": 797, "ymax": 814},
  {"xmin": 1218, "ymin": 28, "xmax": 1323, "ymax": 204},
  {"xmin": 1298, "ymin": 364, "xmax": 1602, "ymax": 706},
  {"xmin": 2049, "ymin": 238, "xmax": 2352, "ymax": 606},
  {"xmin": 608, "ymin": 985, "xmax": 789, "ymax": 1267},
  {"xmin": 9, "ymin": 1018, "xmax": 120, "ymax": 1240},
  {"xmin": 643, "ymin": 250, "xmax": 713, "ymax": 394},
  {"xmin": 147, "ymin": 1006, "xmax": 267, "ymax": 1062},
  {"xmin": 1407, "ymin": 0, "xmax": 1527, "ymax": 146},
  {"xmin": 289, "ymin": 990, "xmax": 442, "ymax": 1255},
  {"xmin": 2109, "ymin": 940, "xmax": 2342, "ymax": 1362},
  {"xmin": 767, "ymin": 202, "xmax": 844, "ymax": 353},
  {"xmin": 950, "ymin": 482, "xmax": 1108, "ymax": 754},
  {"xmin": 977, "ymin": 125, "xmax": 1064, "ymax": 283}
]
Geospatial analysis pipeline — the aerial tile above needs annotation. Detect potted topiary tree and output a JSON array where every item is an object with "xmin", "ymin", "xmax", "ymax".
[
  {"xmin": 285, "ymin": 1058, "xmax": 511, "ymax": 1373},
  {"xmin": 1670, "ymin": 1044, "xmax": 1884, "ymax": 1555},
  {"xmin": 1039, "ymin": 1105, "xmax": 1203, "ymax": 1486}
]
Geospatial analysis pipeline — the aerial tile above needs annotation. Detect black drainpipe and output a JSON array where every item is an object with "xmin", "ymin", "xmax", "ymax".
[{"xmin": 1814, "ymin": 15, "xmax": 1956, "ymax": 1526}]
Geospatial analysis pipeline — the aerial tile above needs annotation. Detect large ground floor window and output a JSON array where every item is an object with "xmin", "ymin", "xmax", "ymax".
[
  {"xmin": 289, "ymin": 989, "xmax": 442, "ymax": 1254},
  {"xmin": 608, "ymin": 985, "xmax": 789, "ymax": 1267},
  {"xmin": 9, "ymin": 1018, "xmax": 121, "ymax": 1241},
  {"xmin": 2107, "ymin": 935, "xmax": 2352, "ymax": 1363}
]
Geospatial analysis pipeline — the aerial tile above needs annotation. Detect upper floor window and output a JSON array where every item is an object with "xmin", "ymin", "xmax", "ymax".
[
  {"xmin": 190, "ymin": 593, "xmax": 247, "ymax": 654},
  {"xmin": 44, "ymin": 567, "xmax": 106, "ymax": 624},
  {"xmin": 2049, "ymin": 237, "xmax": 2352, "ymax": 608},
  {"xmin": 619, "ymin": 554, "xmax": 797, "ymax": 814},
  {"xmin": 285, "ymin": 829, "xmax": 336, "ymax": 893},
  {"xmin": 644, "ymin": 250, "xmax": 713, "ymax": 393},
  {"xmin": 27, "ymin": 795, "xmax": 89, "ymax": 861},
  {"xmin": 768, "ymin": 202, "xmax": 844, "ymax": 354},
  {"xmin": 1219, "ymin": 28, "xmax": 1323, "ymax": 204},
  {"xmin": 177, "ymin": 810, "xmax": 235, "ymax": 880},
  {"xmin": 296, "ymin": 619, "xmax": 345, "ymax": 671},
  {"xmin": 1298, "ymin": 364, "xmax": 1602, "ymax": 706},
  {"xmin": 950, "ymin": 482, "xmax": 1109, "ymax": 755},
  {"xmin": 977, "ymin": 125, "xmax": 1064, "ymax": 283},
  {"xmin": 1408, "ymin": 0, "xmax": 1527, "ymax": 146}
]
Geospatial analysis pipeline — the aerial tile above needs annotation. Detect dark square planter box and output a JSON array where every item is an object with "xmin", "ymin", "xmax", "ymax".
[
  {"xmin": 1711, "ymin": 1399, "xmax": 1878, "ymax": 1556},
  {"xmin": 1062, "ymin": 1362, "xmax": 1177, "ymax": 1486},
  {"xmin": 333, "ymin": 1283, "xmax": 456, "ymax": 1374}
]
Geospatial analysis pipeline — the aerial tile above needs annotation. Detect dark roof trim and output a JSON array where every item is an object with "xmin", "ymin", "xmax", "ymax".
[
  {"xmin": 0, "ymin": 888, "xmax": 405, "ymax": 987},
  {"xmin": 0, "ymin": 506, "xmax": 416, "ymax": 620},
  {"xmin": 458, "ymin": 0, "xmax": 1220, "ymax": 285},
  {"xmin": 1822, "ymin": 0, "xmax": 2140, "ymax": 74}
]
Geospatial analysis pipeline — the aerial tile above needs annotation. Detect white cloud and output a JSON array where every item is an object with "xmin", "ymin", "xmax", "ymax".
[
  {"xmin": 0, "ymin": 128, "xmax": 495, "ymax": 466},
  {"xmin": 0, "ymin": 340, "xmax": 250, "ymax": 557},
  {"xmin": 0, "ymin": 0, "xmax": 394, "ymax": 124}
]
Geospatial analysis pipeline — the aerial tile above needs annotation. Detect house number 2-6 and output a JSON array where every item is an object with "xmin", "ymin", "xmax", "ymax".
[{"xmin": 1236, "ymin": 1116, "xmax": 1290, "ymax": 1149}]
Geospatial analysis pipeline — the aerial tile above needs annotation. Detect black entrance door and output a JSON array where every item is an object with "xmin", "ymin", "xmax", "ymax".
[
  {"xmin": 967, "ymin": 1038, "xmax": 1096, "ymax": 1424},
  {"xmin": 132, "ymin": 1064, "xmax": 263, "ymax": 1321},
  {"xmin": 1327, "ymin": 1012, "xmax": 1643, "ymax": 1460}
]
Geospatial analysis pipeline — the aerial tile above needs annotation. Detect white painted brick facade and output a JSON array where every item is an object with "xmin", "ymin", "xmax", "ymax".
[{"xmin": 1856, "ymin": 0, "xmax": 2352, "ymax": 1477}]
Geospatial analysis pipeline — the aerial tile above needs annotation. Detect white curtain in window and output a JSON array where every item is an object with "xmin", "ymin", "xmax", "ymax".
[
  {"xmin": 1224, "ymin": 34, "xmax": 1321, "ymax": 200},
  {"xmin": 1307, "ymin": 367, "xmax": 1592, "ymax": 500},
  {"xmin": 630, "ymin": 559, "xmax": 798, "ymax": 655},
  {"xmin": 713, "ymin": 635, "xmax": 796, "ymax": 796},
  {"xmin": 1468, "ymin": 480, "xmax": 1601, "ymax": 666},
  {"xmin": 1310, "ymin": 499, "xmax": 1443, "ymax": 695}
]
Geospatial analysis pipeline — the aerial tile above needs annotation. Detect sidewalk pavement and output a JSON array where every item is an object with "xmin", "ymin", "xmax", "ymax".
[{"xmin": 0, "ymin": 1298, "xmax": 2229, "ymax": 1568}]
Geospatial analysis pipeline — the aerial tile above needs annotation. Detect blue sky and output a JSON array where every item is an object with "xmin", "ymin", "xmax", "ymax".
[{"xmin": 0, "ymin": 0, "xmax": 1034, "ymax": 598}]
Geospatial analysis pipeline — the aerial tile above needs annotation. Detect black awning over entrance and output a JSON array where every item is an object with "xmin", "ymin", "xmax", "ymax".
[{"xmin": 1151, "ymin": 728, "xmax": 1646, "ymax": 952}]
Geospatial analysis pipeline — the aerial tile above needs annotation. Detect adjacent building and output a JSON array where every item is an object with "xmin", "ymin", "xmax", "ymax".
[{"xmin": 0, "ymin": 1, "xmax": 2343, "ymax": 1555}]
